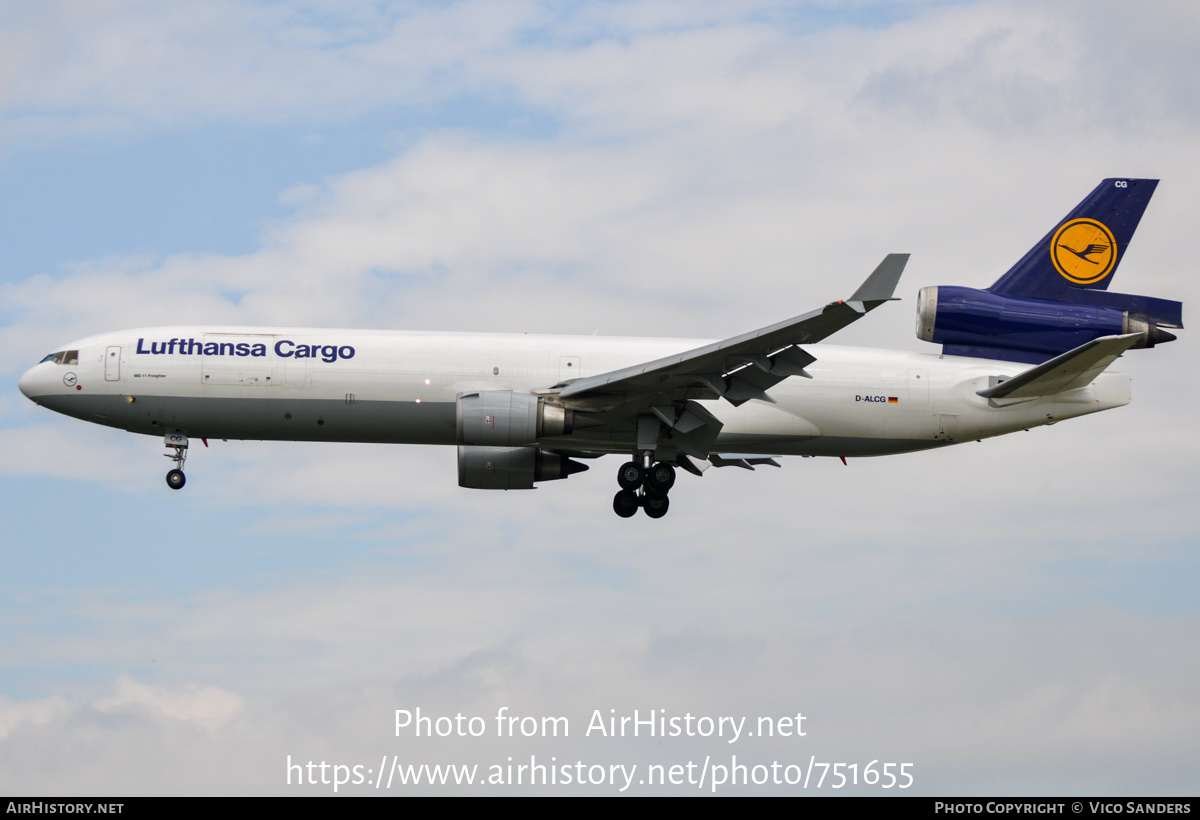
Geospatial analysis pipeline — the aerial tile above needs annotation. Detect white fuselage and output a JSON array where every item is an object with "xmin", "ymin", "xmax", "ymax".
[{"xmin": 18, "ymin": 326, "xmax": 1131, "ymax": 459}]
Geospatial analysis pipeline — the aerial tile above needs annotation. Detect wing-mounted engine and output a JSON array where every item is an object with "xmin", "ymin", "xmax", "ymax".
[
  {"xmin": 457, "ymin": 390, "xmax": 575, "ymax": 446},
  {"xmin": 457, "ymin": 445, "xmax": 588, "ymax": 489},
  {"xmin": 456, "ymin": 391, "xmax": 588, "ymax": 489}
]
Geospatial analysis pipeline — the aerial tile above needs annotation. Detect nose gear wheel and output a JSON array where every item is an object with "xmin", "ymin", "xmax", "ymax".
[{"xmin": 163, "ymin": 433, "xmax": 189, "ymax": 491}]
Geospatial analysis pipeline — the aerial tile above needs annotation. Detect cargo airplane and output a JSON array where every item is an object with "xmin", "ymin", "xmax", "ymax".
[{"xmin": 18, "ymin": 179, "xmax": 1182, "ymax": 517}]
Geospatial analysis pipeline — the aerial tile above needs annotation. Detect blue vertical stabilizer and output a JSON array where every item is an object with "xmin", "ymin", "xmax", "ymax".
[{"xmin": 988, "ymin": 178, "xmax": 1157, "ymax": 300}]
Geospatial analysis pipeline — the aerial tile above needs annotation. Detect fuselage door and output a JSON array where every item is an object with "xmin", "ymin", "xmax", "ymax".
[{"xmin": 105, "ymin": 346, "xmax": 121, "ymax": 381}]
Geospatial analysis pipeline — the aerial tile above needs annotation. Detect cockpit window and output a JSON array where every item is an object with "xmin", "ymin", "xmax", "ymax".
[{"xmin": 41, "ymin": 350, "xmax": 78, "ymax": 365}]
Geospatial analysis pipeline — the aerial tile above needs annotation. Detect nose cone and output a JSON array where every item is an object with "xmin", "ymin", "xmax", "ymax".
[{"xmin": 18, "ymin": 365, "xmax": 44, "ymax": 402}]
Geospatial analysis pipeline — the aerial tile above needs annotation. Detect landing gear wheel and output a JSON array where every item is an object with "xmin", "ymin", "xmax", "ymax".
[
  {"xmin": 617, "ymin": 461, "xmax": 644, "ymax": 491},
  {"xmin": 646, "ymin": 463, "xmax": 676, "ymax": 495},
  {"xmin": 613, "ymin": 490, "xmax": 640, "ymax": 518},
  {"xmin": 163, "ymin": 433, "xmax": 189, "ymax": 490},
  {"xmin": 643, "ymin": 494, "xmax": 669, "ymax": 519}
]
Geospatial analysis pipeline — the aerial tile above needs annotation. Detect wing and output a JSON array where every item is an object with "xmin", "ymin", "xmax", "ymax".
[
  {"xmin": 549, "ymin": 254, "xmax": 908, "ymax": 461},
  {"xmin": 556, "ymin": 254, "xmax": 909, "ymax": 411}
]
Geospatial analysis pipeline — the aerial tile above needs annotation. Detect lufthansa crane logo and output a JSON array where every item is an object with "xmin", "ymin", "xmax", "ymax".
[{"xmin": 1051, "ymin": 218, "xmax": 1118, "ymax": 284}]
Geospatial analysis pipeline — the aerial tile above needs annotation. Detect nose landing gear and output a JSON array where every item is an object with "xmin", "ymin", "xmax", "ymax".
[
  {"xmin": 163, "ymin": 430, "xmax": 188, "ymax": 490},
  {"xmin": 612, "ymin": 457, "xmax": 676, "ymax": 518}
]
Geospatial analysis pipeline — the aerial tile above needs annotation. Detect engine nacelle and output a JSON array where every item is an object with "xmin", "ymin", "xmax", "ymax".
[
  {"xmin": 457, "ymin": 445, "xmax": 588, "ymax": 490},
  {"xmin": 457, "ymin": 391, "xmax": 575, "ymax": 447},
  {"xmin": 917, "ymin": 285, "xmax": 1178, "ymax": 363}
]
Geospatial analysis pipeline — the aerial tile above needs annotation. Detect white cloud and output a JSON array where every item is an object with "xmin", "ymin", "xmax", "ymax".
[
  {"xmin": 0, "ymin": 1, "xmax": 544, "ymax": 140},
  {"xmin": 92, "ymin": 675, "xmax": 242, "ymax": 732},
  {"xmin": 0, "ymin": 694, "xmax": 71, "ymax": 741}
]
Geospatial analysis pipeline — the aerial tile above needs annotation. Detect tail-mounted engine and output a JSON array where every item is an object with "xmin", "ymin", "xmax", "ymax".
[{"xmin": 917, "ymin": 285, "xmax": 1180, "ymax": 364}]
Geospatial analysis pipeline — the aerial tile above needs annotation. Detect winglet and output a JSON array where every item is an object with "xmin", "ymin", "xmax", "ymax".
[{"xmin": 849, "ymin": 253, "xmax": 909, "ymax": 304}]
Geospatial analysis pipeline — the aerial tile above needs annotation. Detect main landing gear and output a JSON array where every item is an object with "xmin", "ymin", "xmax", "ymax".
[
  {"xmin": 163, "ymin": 430, "xmax": 188, "ymax": 490},
  {"xmin": 612, "ymin": 456, "xmax": 676, "ymax": 519}
]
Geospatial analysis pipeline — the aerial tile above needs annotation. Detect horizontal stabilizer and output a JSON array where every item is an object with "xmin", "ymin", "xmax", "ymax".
[{"xmin": 976, "ymin": 333, "xmax": 1144, "ymax": 401}]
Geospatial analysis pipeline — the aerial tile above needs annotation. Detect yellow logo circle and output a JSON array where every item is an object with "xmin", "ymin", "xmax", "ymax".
[{"xmin": 1050, "ymin": 218, "xmax": 1117, "ymax": 284}]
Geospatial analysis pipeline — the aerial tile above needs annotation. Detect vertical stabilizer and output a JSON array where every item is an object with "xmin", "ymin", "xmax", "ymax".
[{"xmin": 988, "ymin": 178, "xmax": 1157, "ymax": 301}]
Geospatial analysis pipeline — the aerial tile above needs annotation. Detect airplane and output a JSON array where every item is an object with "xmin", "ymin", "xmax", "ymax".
[{"xmin": 18, "ymin": 178, "xmax": 1183, "ymax": 518}]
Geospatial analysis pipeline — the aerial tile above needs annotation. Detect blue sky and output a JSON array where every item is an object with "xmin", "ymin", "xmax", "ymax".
[{"xmin": 1, "ymin": 0, "xmax": 1198, "ymax": 795}]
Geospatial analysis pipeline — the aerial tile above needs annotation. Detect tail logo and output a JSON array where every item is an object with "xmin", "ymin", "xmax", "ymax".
[{"xmin": 1051, "ymin": 218, "xmax": 1118, "ymax": 284}]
